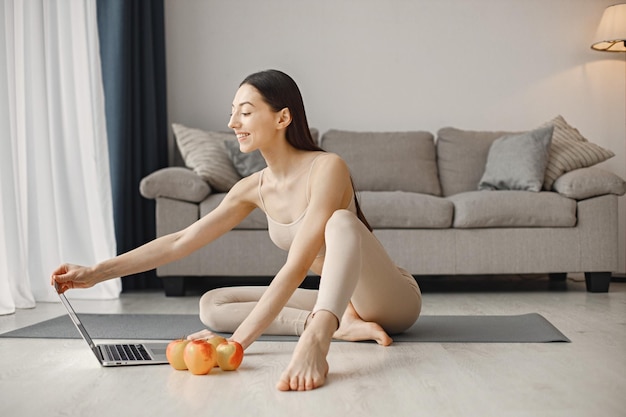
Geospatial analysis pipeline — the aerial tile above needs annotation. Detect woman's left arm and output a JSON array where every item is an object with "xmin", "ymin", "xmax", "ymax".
[{"xmin": 230, "ymin": 154, "xmax": 353, "ymax": 349}]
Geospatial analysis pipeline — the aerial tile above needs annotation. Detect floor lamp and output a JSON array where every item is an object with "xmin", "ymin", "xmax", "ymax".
[{"xmin": 591, "ymin": 3, "xmax": 626, "ymax": 280}]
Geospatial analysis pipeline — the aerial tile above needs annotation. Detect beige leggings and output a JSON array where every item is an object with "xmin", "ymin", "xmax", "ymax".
[{"xmin": 199, "ymin": 210, "xmax": 422, "ymax": 336}]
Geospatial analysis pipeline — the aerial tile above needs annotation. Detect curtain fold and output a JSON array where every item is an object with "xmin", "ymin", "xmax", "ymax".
[
  {"xmin": 96, "ymin": 0, "xmax": 168, "ymax": 291},
  {"xmin": 0, "ymin": 0, "xmax": 121, "ymax": 314}
]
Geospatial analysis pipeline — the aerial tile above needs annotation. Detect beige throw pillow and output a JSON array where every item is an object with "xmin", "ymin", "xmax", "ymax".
[
  {"xmin": 172, "ymin": 124, "xmax": 241, "ymax": 192},
  {"xmin": 542, "ymin": 116, "xmax": 614, "ymax": 190}
]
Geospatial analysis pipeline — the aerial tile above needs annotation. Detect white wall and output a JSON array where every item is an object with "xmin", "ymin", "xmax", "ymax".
[{"xmin": 164, "ymin": 0, "xmax": 626, "ymax": 274}]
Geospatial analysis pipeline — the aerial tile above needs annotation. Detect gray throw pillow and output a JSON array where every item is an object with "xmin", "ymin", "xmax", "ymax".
[
  {"xmin": 223, "ymin": 140, "xmax": 267, "ymax": 177},
  {"xmin": 478, "ymin": 125, "xmax": 554, "ymax": 192}
]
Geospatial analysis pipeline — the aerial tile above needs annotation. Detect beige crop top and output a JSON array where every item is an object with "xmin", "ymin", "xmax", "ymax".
[{"xmin": 257, "ymin": 154, "xmax": 356, "ymax": 257}]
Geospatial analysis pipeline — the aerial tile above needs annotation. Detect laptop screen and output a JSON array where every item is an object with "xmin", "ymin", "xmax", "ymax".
[{"xmin": 56, "ymin": 288, "xmax": 104, "ymax": 363}]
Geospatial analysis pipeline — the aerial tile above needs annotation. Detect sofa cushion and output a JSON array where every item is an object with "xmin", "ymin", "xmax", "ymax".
[
  {"xmin": 321, "ymin": 130, "xmax": 441, "ymax": 196},
  {"xmin": 553, "ymin": 167, "xmax": 626, "ymax": 200},
  {"xmin": 540, "ymin": 115, "xmax": 615, "ymax": 190},
  {"xmin": 478, "ymin": 126, "xmax": 553, "ymax": 192},
  {"xmin": 436, "ymin": 127, "xmax": 516, "ymax": 196},
  {"xmin": 172, "ymin": 124, "xmax": 241, "ymax": 192},
  {"xmin": 448, "ymin": 191, "xmax": 577, "ymax": 228},
  {"xmin": 200, "ymin": 193, "xmax": 268, "ymax": 229},
  {"xmin": 359, "ymin": 191, "xmax": 453, "ymax": 228},
  {"xmin": 139, "ymin": 167, "xmax": 211, "ymax": 203}
]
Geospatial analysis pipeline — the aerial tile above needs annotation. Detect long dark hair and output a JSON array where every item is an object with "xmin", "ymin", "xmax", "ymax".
[{"xmin": 241, "ymin": 69, "xmax": 372, "ymax": 232}]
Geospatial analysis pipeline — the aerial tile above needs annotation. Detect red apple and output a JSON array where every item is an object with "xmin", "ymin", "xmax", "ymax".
[
  {"xmin": 216, "ymin": 341, "xmax": 244, "ymax": 371},
  {"xmin": 207, "ymin": 335, "xmax": 227, "ymax": 349},
  {"xmin": 183, "ymin": 339, "xmax": 217, "ymax": 375},
  {"xmin": 206, "ymin": 336, "xmax": 228, "ymax": 367},
  {"xmin": 166, "ymin": 339, "xmax": 190, "ymax": 370}
]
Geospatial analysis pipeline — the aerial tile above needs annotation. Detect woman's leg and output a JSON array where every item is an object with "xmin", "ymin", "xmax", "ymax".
[
  {"xmin": 199, "ymin": 286, "xmax": 317, "ymax": 336},
  {"xmin": 200, "ymin": 210, "xmax": 421, "ymax": 339},
  {"xmin": 314, "ymin": 210, "xmax": 422, "ymax": 334},
  {"xmin": 277, "ymin": 209, "xmax": 422, "ymax": 391}
]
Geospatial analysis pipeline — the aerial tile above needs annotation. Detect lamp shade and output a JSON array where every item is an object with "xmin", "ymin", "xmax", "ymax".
[{"xmin": 592, "ymin": 3, "xmax": 626, "ymax": 52}]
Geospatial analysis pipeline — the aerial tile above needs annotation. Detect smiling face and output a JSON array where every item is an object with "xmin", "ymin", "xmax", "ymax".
[{"xmin": 228, "ymin": 83, "xmax": 289, "ymax": 153}]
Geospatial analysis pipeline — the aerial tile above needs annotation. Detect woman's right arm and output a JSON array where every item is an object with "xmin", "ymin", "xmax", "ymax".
[{"xmin": 51, "ymin": 176, "xmax": 258, "ymax": 293}]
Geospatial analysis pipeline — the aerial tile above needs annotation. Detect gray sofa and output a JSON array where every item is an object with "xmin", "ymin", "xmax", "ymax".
[{"xmin": 140, "ymin": 118, "xmax": 626, "ymax": 296}]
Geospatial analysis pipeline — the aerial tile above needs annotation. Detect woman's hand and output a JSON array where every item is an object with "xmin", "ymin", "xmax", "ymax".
[
  {"xmin": 50, "ymin": 263, "xmax": 100, "ymax": 294},
  {"xmin": 186, "ymin": 329, "xmax": 218, "ymax": 340}
]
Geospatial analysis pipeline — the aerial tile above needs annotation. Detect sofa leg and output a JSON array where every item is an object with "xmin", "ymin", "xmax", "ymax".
[
  {"xmin": 584, "ymin": 272, "xmax": 611, "ymax": 293},
  {"xmin": 162, "ymin": 277, "xmax": 186, "ymax": 297}
]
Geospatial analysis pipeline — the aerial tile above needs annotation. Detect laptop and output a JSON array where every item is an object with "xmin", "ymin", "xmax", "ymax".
[{"xmin": 56, "ymin": 284, "xmax": 169, "ymax": 366}]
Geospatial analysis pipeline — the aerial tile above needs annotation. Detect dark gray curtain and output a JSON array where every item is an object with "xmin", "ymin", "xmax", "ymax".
[{"xmin": 96, "ymin": 0, "xmax": 168, "ymax": 290}]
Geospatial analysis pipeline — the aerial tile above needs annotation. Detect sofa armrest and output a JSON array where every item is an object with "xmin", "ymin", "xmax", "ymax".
[
  {"xmin": 552, "ymin": 167, "xmax": 626, "ymax": 200},
  {"xmin": 140, "ymin": 167, "xmax": 211, "ymax": 203}
]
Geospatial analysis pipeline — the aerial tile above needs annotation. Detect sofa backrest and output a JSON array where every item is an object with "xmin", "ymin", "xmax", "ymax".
[
  {"xmin": 321, "ymin": 129, "xmax": 441, "ymax": 196},
  {"xmin": 436, "ymin": 127, "xmax": 515, "ymax": 196}
]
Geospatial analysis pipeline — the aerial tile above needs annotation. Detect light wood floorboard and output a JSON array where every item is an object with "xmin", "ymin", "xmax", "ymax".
[{"xmin": 1, "ymin": 275, "xmax": 624, "ymax": 417}]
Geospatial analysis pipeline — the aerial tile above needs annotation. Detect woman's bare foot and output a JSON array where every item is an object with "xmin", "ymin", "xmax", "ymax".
[
  {"xmin": 333, "ymin": 303, "xmax": 393, "ymax": 346},
  {"xmin": 276, "ymin": 310, "xmax": 335, "ymax": 391}
]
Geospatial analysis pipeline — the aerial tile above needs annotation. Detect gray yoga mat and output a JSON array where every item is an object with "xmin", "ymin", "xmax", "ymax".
[{"xmin": 0, "ymin": 313, "xmax": 569, "ymax": 343}]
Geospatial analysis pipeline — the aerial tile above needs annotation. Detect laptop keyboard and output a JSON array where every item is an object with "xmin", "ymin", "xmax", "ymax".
[{"xmin": 104, "ymin": 344, "xmax": 152, "ymax": 361}]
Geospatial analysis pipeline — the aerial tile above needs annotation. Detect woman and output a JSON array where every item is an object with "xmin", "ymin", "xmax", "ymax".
[{"xmin": 51, "ymin": 69, "xmax": 422, "ymax": 391}]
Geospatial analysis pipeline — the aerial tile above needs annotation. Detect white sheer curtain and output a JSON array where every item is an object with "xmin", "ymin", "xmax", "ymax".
[{"xmin": 0, "ymin": 0, "xmax": 121, "ymax": 315}]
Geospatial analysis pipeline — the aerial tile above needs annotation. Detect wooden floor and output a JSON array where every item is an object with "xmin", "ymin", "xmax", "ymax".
[{"xmin": 1, "ymin": 274, "xmax": 624, "ymax": 417}]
